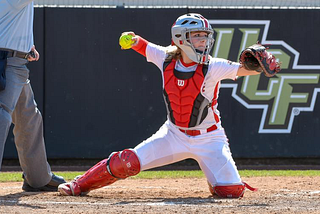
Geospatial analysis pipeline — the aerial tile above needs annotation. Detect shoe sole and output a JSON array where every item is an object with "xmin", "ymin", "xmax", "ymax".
[{"xmin": 22, "ymin": 186, "xmax": 58, "ymax": 192}]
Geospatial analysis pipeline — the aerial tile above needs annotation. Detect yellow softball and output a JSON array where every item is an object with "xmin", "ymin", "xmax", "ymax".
[{"xmin": 119, "ymin": 34, "xmax": 135, "ymax": 49}]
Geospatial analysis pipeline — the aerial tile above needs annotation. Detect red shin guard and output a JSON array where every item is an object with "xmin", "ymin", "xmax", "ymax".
[{"xmin": 76, "ymin": 149, "xmax": 141, "ymax": 193}]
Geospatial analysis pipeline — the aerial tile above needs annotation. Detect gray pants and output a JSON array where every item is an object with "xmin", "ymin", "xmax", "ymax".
[{"xmin": 0, "ymin": 57, "xmax": 52, "ymax": 188}]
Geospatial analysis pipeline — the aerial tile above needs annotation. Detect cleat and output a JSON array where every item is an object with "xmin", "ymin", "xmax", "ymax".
[
  {"xmin": 58, "ymin": 181, "xmax": 82, "ymax": 196},
  {"xmin": 22, "ymin": 173, "xmax": 66, "ymax": 192}
]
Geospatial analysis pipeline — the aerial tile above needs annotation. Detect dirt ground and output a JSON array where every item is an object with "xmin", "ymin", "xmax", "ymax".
[{"xmin": 0, "ymin": 176, "xmax": 320, "ymax": 214}]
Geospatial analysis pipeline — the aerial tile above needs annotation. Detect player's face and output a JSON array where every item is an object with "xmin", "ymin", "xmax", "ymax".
[{"xmin": 189, "ymin": 31, "xmax": 209, "ymax": 51}]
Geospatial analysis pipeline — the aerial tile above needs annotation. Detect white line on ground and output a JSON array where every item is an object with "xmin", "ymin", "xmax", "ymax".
[{"xmin": 0, "ymin": 199, "xmax": 223, "ymax": 207}]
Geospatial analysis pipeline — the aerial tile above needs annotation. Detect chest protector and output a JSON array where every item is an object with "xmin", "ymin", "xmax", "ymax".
[{"xmin": 163, "ymin": 59, "xmax": 210, "ymax": 128}]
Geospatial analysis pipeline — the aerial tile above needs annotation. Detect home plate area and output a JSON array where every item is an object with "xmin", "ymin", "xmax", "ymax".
[{"xmin": 0, "ymin": 177, "xmax": 319, "ymax": 214}]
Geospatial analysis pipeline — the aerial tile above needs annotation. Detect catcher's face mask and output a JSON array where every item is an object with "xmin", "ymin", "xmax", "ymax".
[
  {"xmin": 185, "ymin": 30, "xmax": 214, "ymax": 62},
  {"xmin": 171, "ymin": 13, "xmax": 214, "ymax": 64}
]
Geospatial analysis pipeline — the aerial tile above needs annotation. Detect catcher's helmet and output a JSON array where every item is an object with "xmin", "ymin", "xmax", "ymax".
[{"xmin": 171, "ymin": 13, "xmax": 214, "ymax": 64}]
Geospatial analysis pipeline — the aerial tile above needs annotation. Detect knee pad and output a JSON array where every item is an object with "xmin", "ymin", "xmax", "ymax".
[{"xmin": 108, "ymin": 149, "xmax": 141, "ymax": 179}]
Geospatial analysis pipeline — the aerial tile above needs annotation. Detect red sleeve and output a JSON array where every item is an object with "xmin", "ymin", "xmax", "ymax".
[{"xmin": 132, "ymin": 36, "xmax": 149, "ymax": 57}]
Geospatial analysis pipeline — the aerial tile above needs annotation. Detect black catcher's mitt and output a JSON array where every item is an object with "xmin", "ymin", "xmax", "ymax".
[{"xmin": 239, "ymin": 43, "xmax": 281, "ymax": 77}]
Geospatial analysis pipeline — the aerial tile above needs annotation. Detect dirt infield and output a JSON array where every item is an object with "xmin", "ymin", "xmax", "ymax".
[{"xmin": 0, "ymin": 176, "xmax": 320, "ymax": 214}]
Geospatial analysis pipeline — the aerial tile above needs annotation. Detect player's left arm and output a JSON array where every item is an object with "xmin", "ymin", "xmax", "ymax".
[
  {"xmin": 237, "ymin": 65, "xmax": 261, "ymax": 76},
  {"xmin": 237, "ymin": 43, "xmax": 281, "ymax": 77}
]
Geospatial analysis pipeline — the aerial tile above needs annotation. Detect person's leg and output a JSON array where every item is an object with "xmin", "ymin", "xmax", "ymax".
[
  {"xmin": 59, "ymin": 149, "xmax": 141, "ymax": 196},
  {"xmin": 0, "ymin": 106, "xmax": 12, "ymax": 169},
  {"xmin": 0, "ymin": 58, "xmax": 26, "ymax": 170},
  {"xmin": 59, "ymin": 121, "xmax": 191, "ymax": 196},
  {"xmin": 192, "ymin": 129, "xmax": 256, "ymax": 198},
  {"xmin": 134, "ymin": 121, "xmax": 192, "ymax": 171},
  {"xmin": 8, "ymin": 58, "xmax": 65, "ymax": 189},
  {"xmin": 12, "ymin": 80, "xmax": 53, "ymax": 188}
]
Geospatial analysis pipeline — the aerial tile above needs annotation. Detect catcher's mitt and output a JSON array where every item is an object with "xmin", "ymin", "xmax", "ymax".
[{"xmin": 239, "ymin": 43, "xmax": 281, "ymax": 77}]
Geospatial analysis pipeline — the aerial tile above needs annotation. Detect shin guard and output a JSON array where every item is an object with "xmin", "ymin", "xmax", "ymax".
[{"xmin": 76, "ymin": 149, "xmax": 141, "ymax": 193}]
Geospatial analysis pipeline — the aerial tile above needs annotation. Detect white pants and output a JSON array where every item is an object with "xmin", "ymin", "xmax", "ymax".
[{"xmin": 134, "ymin": 120, "xmax": 242, "ymax": 186}]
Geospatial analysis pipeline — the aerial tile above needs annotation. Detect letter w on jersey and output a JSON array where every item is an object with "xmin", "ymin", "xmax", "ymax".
[{"xmin": 177, "ymin": 79, "xmax": 185, "ymax": 86}]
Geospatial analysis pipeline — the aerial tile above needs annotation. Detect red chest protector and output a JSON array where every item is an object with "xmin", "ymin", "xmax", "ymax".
[{"xmin": 163, "ymin": 59, "xmax": 209, "ymax": 128}]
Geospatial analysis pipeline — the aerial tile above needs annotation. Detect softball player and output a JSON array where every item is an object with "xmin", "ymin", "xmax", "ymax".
[{"xmin": 59, "ymin": 13, "xmax": 264, "ymax": 198}]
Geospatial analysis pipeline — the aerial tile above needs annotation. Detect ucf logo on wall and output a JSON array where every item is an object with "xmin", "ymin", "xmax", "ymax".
[{"xmin": 209, "ymin": 20, "xmax": 320, "ymax": 134}]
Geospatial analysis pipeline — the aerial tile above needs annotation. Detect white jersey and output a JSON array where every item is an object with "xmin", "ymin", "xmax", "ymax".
[{"xmin": 145, "ymin": 43, "xmax": 239, "ymax": 131}]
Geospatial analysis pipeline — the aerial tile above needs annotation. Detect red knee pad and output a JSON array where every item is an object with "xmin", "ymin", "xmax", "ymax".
[
  {"xmin": 75, "ymin": 149, "xmax": 140, "ymax": 193},
  {"xmin": 109, "ymin": 149, "xmax": 141, "ymax": 178}
]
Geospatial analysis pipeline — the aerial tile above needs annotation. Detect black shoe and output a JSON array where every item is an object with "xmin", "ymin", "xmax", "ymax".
[{"xmin": 22, "ymin": 173, "xmax": 66, "ymax": 192}]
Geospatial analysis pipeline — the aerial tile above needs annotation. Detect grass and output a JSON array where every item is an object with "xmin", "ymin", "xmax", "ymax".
[{"xmin": 1, "ymin": 170, "xmax": 320, "ymax": 182}]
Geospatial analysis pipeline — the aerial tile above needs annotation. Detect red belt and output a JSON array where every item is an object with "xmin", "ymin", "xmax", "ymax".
[{"xmin": 179, "ymin": 124, "xmax": 217, "ymax": 136}]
